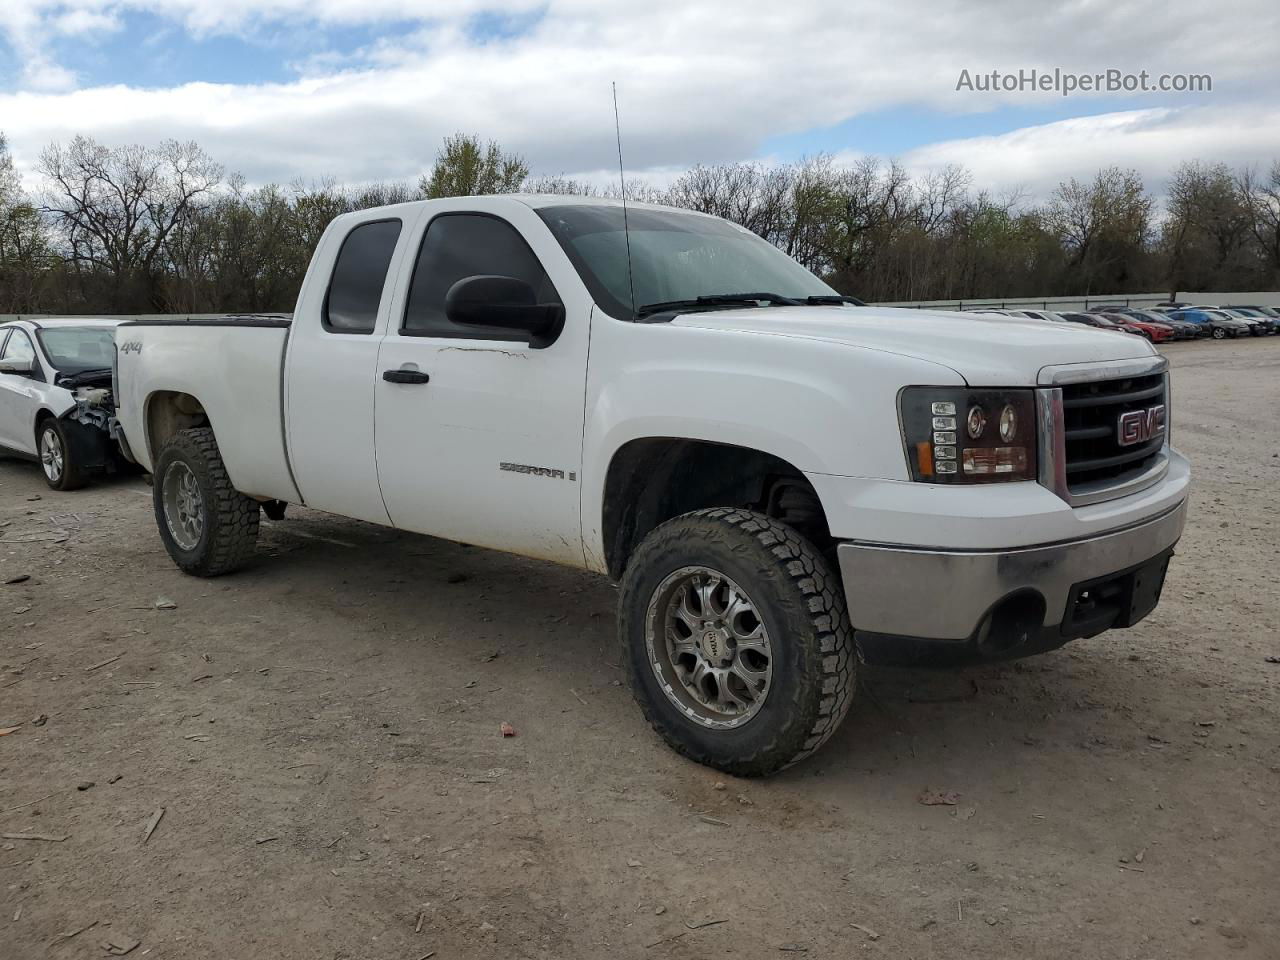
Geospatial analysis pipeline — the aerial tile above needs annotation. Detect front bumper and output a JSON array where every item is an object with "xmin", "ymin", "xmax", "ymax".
[{"xmin": 838, "ymin": 498, "xmax": 1187, "ymax": 665}]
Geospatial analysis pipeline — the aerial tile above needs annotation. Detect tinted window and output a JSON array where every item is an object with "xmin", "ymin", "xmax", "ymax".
[
  {"xmin": 402, "ymin": 214, "xmax": 559, "ymax": 339},
  {"xmin": 1, "ymin": 329, "xmax": 35, "ymax": 363},
  {"xmin": 324, "ymin": 219, "xmax": 402, "ymax": 334}
]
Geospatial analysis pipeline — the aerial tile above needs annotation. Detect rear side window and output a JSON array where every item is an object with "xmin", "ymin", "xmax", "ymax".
[
  {"xmin": 402, "ymin": 213, "xmax": 560, "ymax": 340},
  {"xmin": 323, "ymin": 219, "xmax": 402, "ymax": 334}
]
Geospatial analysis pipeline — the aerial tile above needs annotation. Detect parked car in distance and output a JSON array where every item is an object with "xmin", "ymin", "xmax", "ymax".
[
  {"xmin": 1222, "ymin": 304, "xmax": 1280, "ymax": 320},
  {"xmin": 1168, "ymin": 309, "xmax": 1250, "ymax": 339},
  {"xmin": 1078, "ymin": 313, "xmax": 1147, "ymax": 337},
  {"xmin": 1059, "ymin": 311, "xmax": 1126, "ymax": 331},
  {"xmin": 1005, "ymin": 309, "xmax": 1070, "ymax": 323},
  {"xmin": 1206, "ymin": 308, "xmax": 1267, "ymax": 336},
  {"xmin": 1124, "ymin": 309, "xmax": 1203, "ymax": 340},
  {"xmin": 1096, "ymin": 307, "xmax": 1200, "ymax": 340},
  {"xmin": 0, "ymin": 318, "xmax": 124, "ymax": 490},
  {"xmin": 111, "ymin": 195, "xmax": 1191, "ymax": 776},
  {"xmin": 1218, "ymin": 308, "xmax": 1275, "ymax": 334},
  {"xmin": 1098, "ymin": 312, "xmax": 1173, "ymax": 343}
]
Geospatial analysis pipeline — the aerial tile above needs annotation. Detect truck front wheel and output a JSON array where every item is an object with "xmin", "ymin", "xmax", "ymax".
[
  {"xmin": 618, "ymin": 508, "xmax": 856, "ymax": 777},
  {"xmin": 152, "ymin": 427, "xmax": 260, "ymax": 577}
]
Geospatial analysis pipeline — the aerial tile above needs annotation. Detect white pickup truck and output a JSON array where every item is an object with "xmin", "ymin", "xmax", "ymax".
[{"xmin": 113, "ymin": 195, "xmax": 1190, "ymax": 776}]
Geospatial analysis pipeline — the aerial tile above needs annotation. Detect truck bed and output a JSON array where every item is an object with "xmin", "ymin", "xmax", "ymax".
[{"xmin": 114, "ymin": 316, "xmax": 300, "ymax": 503}]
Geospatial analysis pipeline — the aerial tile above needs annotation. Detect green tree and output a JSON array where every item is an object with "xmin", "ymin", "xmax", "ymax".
[{"xmin": 419, "ymin": 134, "xmax": 529, "ymax": 199}]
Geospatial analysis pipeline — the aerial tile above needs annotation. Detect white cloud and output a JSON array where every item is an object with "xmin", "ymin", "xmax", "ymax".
[
  {"xmin": 0, "ymin": 0, "xmax": 1277, "ymax": 194},
  {"xmin": 21, "ymin": 56, "xmax": 79, "ymax": 92},
  {"xmin": 51, "ymin": 9, "xmax": 123, "ymax": 35},
  {"xmin": 899, "ymin": 106, "xmax": 1280, "ymax": 201}
]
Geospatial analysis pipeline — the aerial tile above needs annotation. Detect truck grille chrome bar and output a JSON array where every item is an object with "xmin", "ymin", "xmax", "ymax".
[{"xmin": 1036, "ymin": 356, "xmax": 1170, "ymax": 507}]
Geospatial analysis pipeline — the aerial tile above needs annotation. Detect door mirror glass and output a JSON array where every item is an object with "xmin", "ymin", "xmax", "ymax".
[
  {"xmin": 0, "ymin": 358, "xmax": 33, "ymax": 374},
  {"xmin": 444, "ymin": 275, "xmax": 565, "ymax": 348}
]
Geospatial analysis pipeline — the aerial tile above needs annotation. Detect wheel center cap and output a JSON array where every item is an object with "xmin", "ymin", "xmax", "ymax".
[{"xmin": 699, "ymin": 627, "xmax": 730, "ymax": 664}]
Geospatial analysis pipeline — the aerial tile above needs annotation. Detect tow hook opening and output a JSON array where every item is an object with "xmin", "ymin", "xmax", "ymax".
[{"xmin": 974, "ymin": 591, "xmax": 1046, "ymax": 656}]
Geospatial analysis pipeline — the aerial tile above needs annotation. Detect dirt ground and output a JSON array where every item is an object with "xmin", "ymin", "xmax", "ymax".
[{"xmin": 2, "ymin": 337, "xmax": 1277, "ymax": 960}]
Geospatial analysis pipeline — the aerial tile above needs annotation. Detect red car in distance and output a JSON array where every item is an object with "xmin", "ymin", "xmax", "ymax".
[{"xmin": 1098, "ymin": 312, "xmax": 1173, "ymax": 343}]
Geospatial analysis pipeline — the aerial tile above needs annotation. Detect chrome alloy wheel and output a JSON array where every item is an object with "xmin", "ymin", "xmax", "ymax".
[
  {"xmin": 39, "ymin": 426, "xmax": 64, "ymax": 483},
  {"xmin": 162, "ymin": 461, "xmax": 205, "ymax": 551},
  {"xmin": 645, "ymin": 566, "xmax": 774, "ymax": 729}
]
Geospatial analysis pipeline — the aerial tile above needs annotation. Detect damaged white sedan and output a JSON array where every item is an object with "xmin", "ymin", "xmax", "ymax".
[{"xmin": 0, "ymin": 318, "xmax": 126, "ymax": 490}]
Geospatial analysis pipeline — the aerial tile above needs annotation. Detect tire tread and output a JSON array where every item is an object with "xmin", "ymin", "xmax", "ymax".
[
  {"xmin": 154, "ymin": 427, "xmax": 259, "ymax": 577},
  {"xmin": 619, "ymin": 507, "xmax": 855, "ymax": 776}
]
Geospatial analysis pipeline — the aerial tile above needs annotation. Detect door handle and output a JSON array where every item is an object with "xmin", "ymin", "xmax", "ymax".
[{"xmin": 382, "ymin": 369, "xmax": 430, "ymax": 384}]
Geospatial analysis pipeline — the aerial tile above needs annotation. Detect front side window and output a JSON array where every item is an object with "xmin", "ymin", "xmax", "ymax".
[
  {"xmin": 402, "ymin": 213, "xmax": 560, "ymax": 340},
  {"xmin": 535, "ymin": 203, "xmax": 837, "ymax": 320},
  {"xmin": 323, "ymin": 219, "xmax": 402, "ymax": 334},
  {"xmin": 1, "ymin": 329, "xmax": 35, "ymax": 364}
]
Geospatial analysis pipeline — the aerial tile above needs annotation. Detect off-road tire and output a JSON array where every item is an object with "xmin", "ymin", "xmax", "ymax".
[
  {"xmin": 618, "ymin": 507, "xmax": 856, "ymax": 777},
  {"xmin": 38, "ymin": 417, "xmax": 90, "ymax": 491},
  {"xmin": 152, "ymin": 427, "xmax": 259, "ymax": 577}
]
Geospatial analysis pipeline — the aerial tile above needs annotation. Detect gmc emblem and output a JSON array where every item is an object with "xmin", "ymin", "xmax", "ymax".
[{"xmin": 1117, "ymin": 404, "xmax": 1166, "ymax": 447}]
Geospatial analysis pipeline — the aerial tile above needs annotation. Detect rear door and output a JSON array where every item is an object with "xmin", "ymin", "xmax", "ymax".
[
  {"xmin": 0, "ymin": 328, "xmax": 43, "ymax": 453},
  {"xmin": 373, "ymin": 202, "xmax": 591, "ymax": 566},
  {"xmin": 284, "ymin": 214, "xmax": 414, "ymax": 523}
]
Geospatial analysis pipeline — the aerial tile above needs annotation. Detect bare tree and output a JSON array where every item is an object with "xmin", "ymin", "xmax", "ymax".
[
  {"xmin": 1048, "ymin": 167, "xmax": 1151, "ymax": 294},
  {"xmin": 39, "ymin": 136, "xmax": 222, "ymax": 309},
  {"xmin": 1237, "ymin": 162, "xmax": 1280, "ymax": 282}
]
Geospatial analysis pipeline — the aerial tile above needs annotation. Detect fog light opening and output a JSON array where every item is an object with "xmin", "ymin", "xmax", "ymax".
[{"xmin": 975, "ymin": 591, "xmax": 1046, "ymax": 656}]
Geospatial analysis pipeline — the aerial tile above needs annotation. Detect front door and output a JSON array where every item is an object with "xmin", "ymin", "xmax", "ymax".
[
  {"xmin": 0, "ymin": 329, "xmax": 43, "ymax": 454},
  {"xmin": 373, "ymin": 207, "xmax": 590, "ymax": 566}
]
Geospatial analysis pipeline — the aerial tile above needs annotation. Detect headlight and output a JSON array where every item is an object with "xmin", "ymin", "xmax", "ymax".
[{"xmin": 900, "ymin": 387, "xmax": 1038, "ymax": 483}]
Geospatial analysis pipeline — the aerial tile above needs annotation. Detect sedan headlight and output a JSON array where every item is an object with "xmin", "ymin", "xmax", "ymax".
[{"xmin": 900, "ymin": 387, "xmax": 1038, "ymax": 483}]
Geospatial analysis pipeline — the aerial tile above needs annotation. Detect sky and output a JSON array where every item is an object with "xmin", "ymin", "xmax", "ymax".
[{"xmin": 1, "ymin": 0, "xmax": 1278, "ymax": 201}]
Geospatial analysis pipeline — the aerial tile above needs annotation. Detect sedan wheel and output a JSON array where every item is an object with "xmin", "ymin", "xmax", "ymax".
[{"xmin": 39, "ymin": 426, "xmax": 64, "ymax": 484}]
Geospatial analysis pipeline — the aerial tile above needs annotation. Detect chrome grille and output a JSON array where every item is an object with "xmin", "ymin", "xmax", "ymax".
[{"xmin": 1060, "ymin": 373, "xmax": 1166, "ymax": 490}]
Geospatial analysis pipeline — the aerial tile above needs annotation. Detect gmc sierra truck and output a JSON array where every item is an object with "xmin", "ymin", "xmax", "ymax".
[{"xmin": 113, "ymin": 196, "xmax": 1190, "ymax": 776}]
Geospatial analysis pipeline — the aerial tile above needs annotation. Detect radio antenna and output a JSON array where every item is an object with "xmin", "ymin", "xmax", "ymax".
[{"xmin": 612, "ymin": 81, "xmax": 637, "ymax": 318}]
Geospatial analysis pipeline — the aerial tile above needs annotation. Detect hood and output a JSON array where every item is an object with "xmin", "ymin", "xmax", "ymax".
[{"xmin": 670, "ymin": 306, "xmax": 1157, "ymax": 386}]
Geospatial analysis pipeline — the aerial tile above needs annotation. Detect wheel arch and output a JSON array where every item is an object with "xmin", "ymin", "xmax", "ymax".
[
  {"xmin": 600, "ymin": 437, "xmax": 832, "ymax": 581},
  {"xmin": 33, "ymin": 406, "xmax": 58, "ymax": 442},
  {"xmin": 144, "ymin": 390, "xmax": 210, "ymax": 465}
]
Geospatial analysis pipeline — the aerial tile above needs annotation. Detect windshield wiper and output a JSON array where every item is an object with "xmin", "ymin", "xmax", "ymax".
[
  {"xmin": 803, "ymin": 295, "xmax": 865, "ymax": 307},
  {"xmin": 635, "ymin": 292, "xmax": 803, "ymax": 318}
]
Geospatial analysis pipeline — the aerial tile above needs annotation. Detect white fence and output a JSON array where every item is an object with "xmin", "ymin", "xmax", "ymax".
[{"xmin": 873, "ymin": 291, "xmax": 1280, "ymax": 311}]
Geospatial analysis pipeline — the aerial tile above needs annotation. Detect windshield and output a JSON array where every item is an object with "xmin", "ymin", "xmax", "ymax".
[
  {"xmin": 535, "ymin": 204, "xmax": 837, "ymax": 319},
  {"xmin": 36, "ymin": 326, "xmax": 116, "ymax": 373}
]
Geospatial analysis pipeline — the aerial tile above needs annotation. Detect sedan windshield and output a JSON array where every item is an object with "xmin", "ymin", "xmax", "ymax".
[
  {"xmin": 535, "ymin": 204, "xmax": 837, "ymax": 319},
  {"xmin": 37, "ymin": 326, "xmax": 116, "ymax": 373}
]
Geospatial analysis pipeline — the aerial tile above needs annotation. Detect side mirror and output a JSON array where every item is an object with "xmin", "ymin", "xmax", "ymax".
[
  {"xmin": 444, "ymin": 275, "xmax": 565, "ymax": 348},
  {"xmin": 0, "ymin": 358, "xmax": 32, "ymax": 375}
]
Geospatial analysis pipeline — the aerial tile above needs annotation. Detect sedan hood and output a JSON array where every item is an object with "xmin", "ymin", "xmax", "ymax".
[{"xmin": 671, "ymin": 305, "xmax": 1157, "ymax": 386}]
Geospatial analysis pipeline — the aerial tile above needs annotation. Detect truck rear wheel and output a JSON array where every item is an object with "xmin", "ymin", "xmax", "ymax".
[
  {"xmin": 618, "ymin": 508, "xmax": 856, "ymax": 777},
  {"xmin": 152, "ymin": 427, "xmax": 259, "ymax": 577}
]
